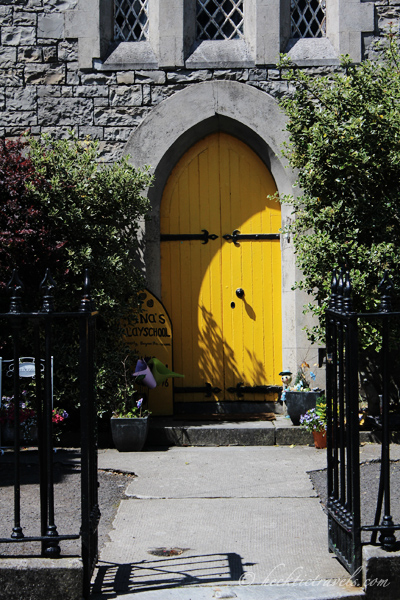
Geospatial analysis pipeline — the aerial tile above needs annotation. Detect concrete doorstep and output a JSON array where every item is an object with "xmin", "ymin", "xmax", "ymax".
[
  {"xmin": 147, "ymin": 415, "xmax": 377, "ymax": 447},
  {"xmin": 147, "ymin": 415, "xmax": 311, "ymax": 447}
]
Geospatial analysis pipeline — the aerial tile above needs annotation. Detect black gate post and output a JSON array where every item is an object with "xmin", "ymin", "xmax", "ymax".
[
  {"xmin": 326, "ymin": 269, "xmax": 400, "ymax": 584},
  {"xmin": 0, "ymin": 269, "xmax": 99, "ymax": 600},
  {"xmin": 9, "ymin": 271, "xmax": 24, "ymax": 542},
  {"xmin": 377, "ymin": 274, "xmax": 396, "ymax": 550},
  {"xmin": 345, "ymin": 296, "xmax": 361, "ymax": 582},
  {"xmin": 79, "ymin": 270, "xmax": 100, "ymax": 599},
  {"xmin": 41, "ymin": 270, "xmax": 61, "ymax": 558},
  {"xmin": 326, "ymin": 271, "xmax": 362, "ymax": 583}
]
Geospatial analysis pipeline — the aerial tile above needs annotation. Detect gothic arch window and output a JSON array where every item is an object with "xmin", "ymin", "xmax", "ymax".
[
  {"xmin": 291, "ymin": 0, "xmax": 326, "ymax": 39},
  {"xmin": 114, "ymin": 0, "xmax": 149, "ymax": 41},
  {"xmin": 196, "ymin": 0, "xmax": 244, "ymax": 41}
]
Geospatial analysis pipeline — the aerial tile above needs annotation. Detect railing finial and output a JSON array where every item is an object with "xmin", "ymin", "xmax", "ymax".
[
  {"xmin": 378, "ymin": 271, "xmax": 393, "ymax": 312},
  {"xmin": 7, "ymin": 270, "xmax": 24, "ymax": 313},
  {"xmin": 343, "ymin": 271, "xmax": 353, "ymax": 313},
  {"xmin": 336, "ymin": 268, "xmax": 344, "ymax": 312},
  {"xmin": 40, "ymin": 269, "xmax": 56, "ymax": 313},
  {"xmin": 79, "ymin": 269, "xmax": 95, "ymax": 313},
  {"xmin": 329, "ymin": 269, "xmax": 338, "ymax": 310}
]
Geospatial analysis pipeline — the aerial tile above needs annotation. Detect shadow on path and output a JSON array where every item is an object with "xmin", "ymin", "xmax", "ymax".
[{"xmin": 91, "ymin": 552, "xmax": 253, "ymax": 598}]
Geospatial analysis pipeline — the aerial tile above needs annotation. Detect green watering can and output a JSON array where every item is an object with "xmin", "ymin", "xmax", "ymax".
[{"xmin": 148, "ymin": 358, "xmax": 184, "ymax": 385}]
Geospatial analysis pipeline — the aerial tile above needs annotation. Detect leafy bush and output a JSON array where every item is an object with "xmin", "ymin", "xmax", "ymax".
[
  {"xmin": 0, "ymin": 138, "xmax": 63, "ymax": 298},
  {"xmin": 0, "ymin": 133, "xmax": 152, "ymax": 417},
  {"xmin": 278, "ymin": 34, "xmax": 400, "ymax": 349}
]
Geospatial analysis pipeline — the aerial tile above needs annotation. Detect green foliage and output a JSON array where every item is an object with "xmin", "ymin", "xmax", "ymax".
[
  {"xmin": 315, "ymin": 395, "xmax": 327, "ymax": 425},
  {"xmin": 293, "ymin": 362, "xmax": 311, "ymax": 390},
  {"xmin": 300, "ymin": 396, "xmax": 327, "ymax": 433},
  {"xmin": 27, "ymin": 133, "xmax": 151, "ymax": 305},
  {"xmin": 0, "ymin": 138, "xmax": 63, "ymax": 300},
  {"xmin": 110, "ymin": 355, "xmax": 151, "ymax": 418},
  {"xmin": 0, "ymin": 133, "xmax": 152, "ymax": 417},
  {"xmin": 278, "ymin": 35, "xmax": 400, "ymax": 348}
]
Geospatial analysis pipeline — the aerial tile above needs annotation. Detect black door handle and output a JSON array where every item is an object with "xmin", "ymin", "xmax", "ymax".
[{"xmin": 236, "ymin": 288, "xmax": 245, "ymax": 299}]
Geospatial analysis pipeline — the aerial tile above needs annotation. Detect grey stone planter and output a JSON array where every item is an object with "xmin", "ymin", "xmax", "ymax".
[
  {"xmin": 284, "ymin": 391, "xmax": 323, "ymax": 426},
  {"xmin": 110, "ymin": 416, "xmax": 149, "ymax": 452}
]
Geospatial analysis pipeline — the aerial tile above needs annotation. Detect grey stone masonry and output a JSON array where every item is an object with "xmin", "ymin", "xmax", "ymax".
[{"xmin": 0, "ymin": 0, "xmax": 392, "ymax": 158}]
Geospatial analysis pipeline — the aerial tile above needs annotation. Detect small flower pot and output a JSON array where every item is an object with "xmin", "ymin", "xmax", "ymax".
[
  {"xmin": 1, "ymin": 423, "xmax": 38, "ymax": 445},
  {"xmin": 313, "ymin": 429, "xmax": 327, "ymax": 449},
  {"xmin": 284, "ymin": 391, "xmax": 322, "ymax": 425},
  {"xmin": 110, "ymin": 416, "xmax": 149, "ymax": 452},
  {"xmin": 1, "ymin": 424, "xmax": 15, "ymax": 446}
]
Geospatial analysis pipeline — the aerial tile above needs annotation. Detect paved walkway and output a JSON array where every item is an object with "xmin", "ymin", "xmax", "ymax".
[{"xmin": 89, "ymin": 444, "xmax": 400, "ymax": 599}]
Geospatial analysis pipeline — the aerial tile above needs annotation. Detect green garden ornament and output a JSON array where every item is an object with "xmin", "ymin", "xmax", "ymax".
[{"xmin": 148, "ymin": 358, "xmax": 184, "ymax": 385}]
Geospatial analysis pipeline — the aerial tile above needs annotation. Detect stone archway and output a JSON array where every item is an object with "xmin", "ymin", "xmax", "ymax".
[{"xmin": 123, "ymin": 80, "xmax": 301, "ymax": 377}]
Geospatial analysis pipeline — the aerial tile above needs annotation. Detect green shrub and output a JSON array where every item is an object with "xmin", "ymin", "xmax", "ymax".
[
  {"xmin": 278, "ymin": 34, "xmax": 400, "ymax": 350},
  {"xmin": 0, "ymin": 133, "xmax": 152, "ymax": 417}
]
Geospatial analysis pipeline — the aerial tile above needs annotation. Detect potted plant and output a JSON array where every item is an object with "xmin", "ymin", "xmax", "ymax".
[
  {"xmin": 0, "ymin": 392, "xmax": 37, "ymax": 444},
  {"xmin": 110, "ymin": 357, "xmax": 153, "ymax": 452},
  {"xmin": 280, "ymin": 362, "xmax": 323, "ymax": 425},
  {"xmin": 51, "ymin": 407, "xmax": 69, "ymax": 443},
  {"xmin": 110, "ymin": 396, "xmax": 151, "ymax": 452},
  {"xmin": 300, "ymin": 396, "xmax": 327, "ymax": 448}
]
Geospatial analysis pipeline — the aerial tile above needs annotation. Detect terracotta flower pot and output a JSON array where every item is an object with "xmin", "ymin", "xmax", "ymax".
[
  {"xmin": 313, "ymin": 429, "xmax": 327, "ymax": 449},
  {"xmin": 110, "ymin": 416, "xmax": 149, "ymax": 452}
]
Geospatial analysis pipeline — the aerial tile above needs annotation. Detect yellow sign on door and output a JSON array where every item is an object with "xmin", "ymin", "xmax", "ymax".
[{"xmin": 121, "ymin": 290, "xmax": 174, "ymax": 415}]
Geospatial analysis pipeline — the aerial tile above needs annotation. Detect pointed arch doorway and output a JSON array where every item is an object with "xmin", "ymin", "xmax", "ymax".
[{"xmin": 161, "ymin": 132, "xmax": 282, "ymax": 407}]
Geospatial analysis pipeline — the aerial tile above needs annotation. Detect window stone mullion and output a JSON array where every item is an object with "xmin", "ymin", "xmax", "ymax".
[
  {"xmin": 158, "ymin": 0, "xmax": 185, "ymax": 68},
  {"xmin": 247, "ymin": 0, "xmax": 282, "ymax": 65},
  {"xmin": 327, "ymin": 0, "xmax": 374, "ymax": 63}
]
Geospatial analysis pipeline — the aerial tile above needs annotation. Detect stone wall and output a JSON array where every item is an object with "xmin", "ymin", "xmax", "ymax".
[
  {"xmin": 0, "ymin": 0, "xmax": 396, "ymax": 392},
  {"xmin": 0, "ymin": 0, "xmax": 395, "ymax": 161},
  {"xmin": 365, "ymin": 1, "xmax": 400, "ymax": 58}
]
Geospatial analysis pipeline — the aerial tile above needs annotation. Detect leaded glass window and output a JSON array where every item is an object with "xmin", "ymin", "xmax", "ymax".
[
  {"xmin": 196, "ymin": 0, "xmax": 244, "ymax": 41},
  {"xmin": 114, "ymin": 0, "xmax": 149, "ymax": 41},
  {"xmin": 291, "ymin": 0, "xmax": 326, "ymax": 38}
]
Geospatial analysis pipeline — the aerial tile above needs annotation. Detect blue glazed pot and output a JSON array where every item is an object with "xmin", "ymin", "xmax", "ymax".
[
  {"xmin": 284, "ymin": 391, "xmax": 323, "ymax": 426},
  {"xmin": 110, "ymin": 416, "xmax": 149, "ymax": 452}
]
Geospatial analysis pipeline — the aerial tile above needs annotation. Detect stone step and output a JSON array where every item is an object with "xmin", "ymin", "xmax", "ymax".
[{"xmin": 148, "ymin": 416, "xmax": 376, "ymax": 447}]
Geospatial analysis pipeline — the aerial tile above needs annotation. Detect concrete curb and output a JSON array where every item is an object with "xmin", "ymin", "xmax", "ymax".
[
  {"xmin": 0, "ymin": 557, "xmax": 83, "ymax": 600},
  {"xmin": 92, "ymin": 582, "xmax": 365, "ymax": 600},
  {"xmin": 363, "ymin": 546, "xmax": 400, "ymax": 600}
]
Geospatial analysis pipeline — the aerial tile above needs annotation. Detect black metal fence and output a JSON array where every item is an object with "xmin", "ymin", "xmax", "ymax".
[
  {"xmin": 326, "ymin": 269, "xmax": 400, "ymax": 584},
  {"xmin": 0, "ymin": 269, "xmax": 98, "ymax": 599}
]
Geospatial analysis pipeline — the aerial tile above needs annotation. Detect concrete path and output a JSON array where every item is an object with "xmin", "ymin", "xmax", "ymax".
[{"xmin": 91, "ymin": 444, "xmax": 396, "ymax": 599}]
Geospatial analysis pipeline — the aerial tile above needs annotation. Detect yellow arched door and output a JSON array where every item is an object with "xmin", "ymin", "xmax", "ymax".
[{"xmin": 161, "ymin": 133, "xmax": 282, "ymax": 404}]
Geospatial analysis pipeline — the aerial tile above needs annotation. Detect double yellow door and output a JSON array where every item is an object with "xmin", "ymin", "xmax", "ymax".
[{"xmin": 161, "ymin": 133, "xmax": 282, "ymax": 403}]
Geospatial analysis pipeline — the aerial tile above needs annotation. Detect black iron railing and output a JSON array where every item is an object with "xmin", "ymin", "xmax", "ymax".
[
  {"xmin": 0, "ymin": 269, "xmax": 98, "ymax": 599},
  {"xmin": 326, "ymin": 269, "xmax": 399, "ymax": 584}
]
